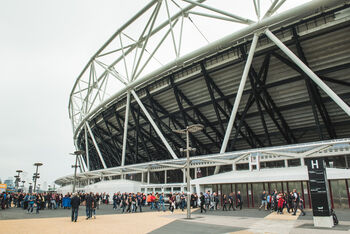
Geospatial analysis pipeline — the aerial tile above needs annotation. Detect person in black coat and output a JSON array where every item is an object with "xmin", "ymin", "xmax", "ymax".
[
  {"xmin": 71, "ymin": 193, "xmax": 80, "ymax": 222},
  {"xmin": 85, "ymin": 193, "xmax": 93, "ymax": 219},
  {"xmin": 200, "ymin": 192, "xmax": 206, "ymax": 213},
  {"xmin": 236, "ymin": 191, "xmax": 243, "ymax": 210}
]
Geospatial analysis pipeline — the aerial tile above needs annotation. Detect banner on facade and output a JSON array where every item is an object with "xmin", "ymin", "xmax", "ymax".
[{"xmin": 0, "ymin": 184, "xmax": 7, "ymax": 193}]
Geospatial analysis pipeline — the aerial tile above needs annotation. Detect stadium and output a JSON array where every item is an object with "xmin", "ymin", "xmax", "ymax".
[{"xmin": 56, "ymin": 0, "xmax": 350, "ymax": 209}]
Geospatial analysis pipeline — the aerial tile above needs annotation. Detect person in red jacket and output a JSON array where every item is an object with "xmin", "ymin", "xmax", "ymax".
[
  {"xmin": 277, "ymin": 192, "xmax": 284, "ymax": 214},
  {"xmin": 150, "ymin": 193, "xmax": 156, "ymax": 210}
]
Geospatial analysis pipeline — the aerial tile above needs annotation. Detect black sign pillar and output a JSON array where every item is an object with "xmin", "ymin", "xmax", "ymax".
[{"xmin": 306, "ymin": 158, "xmax": 333, "ymax": 227}]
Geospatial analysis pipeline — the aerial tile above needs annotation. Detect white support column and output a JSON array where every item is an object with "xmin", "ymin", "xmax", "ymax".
[
  {"xmin": 121, "ymin": 91, "xmax": 131, "ymax": 166},
  {"xmin": 194, "ymin": 168, "xmax": 197, "ymax": 179},
  {"xmin": 78, "ymin": 155, "xmax": 86, "ymax": 173},
  {"xmin": 84, "ymin": 125, "xmax": 90, "ymax": 171},
  {"xmin": 85, "ymin": 121, "xmax": 107, "ymax": 169},
  {"xmin": 257, "ymin": 156, "xmax": 261, "ymax": 171},
  {"xmin": 131, "ymin": 89, "xmax": 178, "ymax": 159},
  {"xmin": 141, "ymin": 172, "xmax": 144, "ymax": 183},
  {"xmin": 220, "ymin": 33, "xmax": 260, "ymax": 154},
  {"xmin": 147, "ymin": 170, "xmax": 150, "ymax": 184},
  {"xmin": 182, "ymin": 169, "xmax": 186, "ymax": 184},
  {"xmin": 301, "ymin": 158, "xmax": 305, "ymax": 166},
  {"xmin": 164, "ymin": 170, "xmax": 167, "ymax": 184},
  {"xmin": 249, "ymin": 155, "xmax": 253, "ymax": 171},
  {"xmin": 285, "ymin": 159, "xmax": 288, "ymax": 168},
  {"xmin": 265, "ymin": 29, "xmax": 350, "ymax": 117},
  {"xmin": 232, "ymin": 163, "xmax": 236, "ymax": 171}
]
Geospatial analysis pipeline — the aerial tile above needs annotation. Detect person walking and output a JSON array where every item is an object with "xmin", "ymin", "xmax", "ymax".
[
  {"xmin": 85, "ymin": 193, "xmax": 93, "ymax": 219},
  {"xmin": 27, "ymin": 193, "xmax": 35, "ymax": 214},
  {"xmin": 35, "ymin": 195, "xmax": 42, "ymax": 214},
  {"xmin": 214, "ymin": 192, "xmax": 219, "ymax": 210},
  {"xmin": 71, "ymin": 193, "xmax": 80, "ymax": 222},
  {"xmin": 259, "ymin": 191, "xmax": 267, "ymax": 211},
  {"xmin": 228, "ymin": 193, "xmax": 235, "ymax": 211},
  {"xmin": 236, "ymin": 191, "xmax": 243, "ymax": 210},
  {"xmin": 169, "ymin": 194, "xmax": 175, "ymax": 213},
  {"xmin": 200, "ymin": 192, "xmax": 206, "ymax": 213},
  {"xmin": 126, "ymin": 193, "xmax": 132, "ymax": 213},
  {"xmin": 159, "ymin": 193, "xmax": 166, "ymax": 212},
  {"xmin": 222, "ymin": 194, "xmax": 228, "ymax": 211},
  {"xmin": 122, "ymin": 193, "xmax": 127, "ymax": 213},
  {"xmin": 92, "ymin": 194, "xmax": 97, "ymax": 219},
  {"xmin": 113, "ymin": 193, "xmax": 118, "ymax": 210},
  {"xmin": 287, "ymin": 192, "xmax": 294, "ymax": 213},
  {"xmin": 292, "ymin": 189, "xmax": 305, "ymax": 216},
  {"xmin": 136, "ymin": 192, "xmax": 143, "ymax": 212},
  {"xmin": 175, "ymin": 193, "xmax": 180, "ymax": 209},
  {"xmin": 180, "ymin": 192, "xmax": 186, "ymax": 212},
  {"xmin": 131, "ymin": 194, "xmax": 137, "ymax": 213}
]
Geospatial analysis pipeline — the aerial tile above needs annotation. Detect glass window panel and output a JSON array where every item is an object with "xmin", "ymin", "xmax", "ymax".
[
  {"xmin": 331, "ymin": 180, "xmax": 348, "ymax": 209},
  {"xmin": 165, "ymin": 187, "xmax": 171, "ymax": 193},
  {"xmin": 155, "ymin": 187, "xmax": 162, "ymax": 192},
  {"xmin": 236, "ymin": 163, "xmax": 249, "ymax": 170},
  {"xmin": 252, "ymin": 183, "xmax": 264, "ymax": 208},
  {"xmin": 221, "ymin": 184, "xmax": 232, "ymax": 196},
  {"xmin": 288, "ymin": 159, "xmax": 301, "ymax": 167},
  {"xmin": 238, "ymin": 183, "xmax": 248, "ymax": 208},
  {"xmin": 173, "ymin": 187, "xmax": 181, "ymax": 193},
  {"xmin": 303, "ymin": 181, "xmax": 311, "ymax": 209}
]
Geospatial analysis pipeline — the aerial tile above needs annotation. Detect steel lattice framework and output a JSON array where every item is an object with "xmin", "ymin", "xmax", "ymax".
[{"xmin": 68, "ymin": 0, "xmax": 350, "ymax": 176}]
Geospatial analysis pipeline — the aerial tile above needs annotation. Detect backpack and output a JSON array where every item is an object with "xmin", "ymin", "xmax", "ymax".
[{"xmin": 331, "ymin": 209, "xmax": 338, "ymax": 225}]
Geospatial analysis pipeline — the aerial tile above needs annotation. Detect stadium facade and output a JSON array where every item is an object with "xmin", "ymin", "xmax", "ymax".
[{"xmin": 56, "ymin": 0, "xmax": 350, "ymax": 208}]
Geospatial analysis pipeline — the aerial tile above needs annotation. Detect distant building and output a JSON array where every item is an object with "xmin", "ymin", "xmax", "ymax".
[{"xmin": 4, "ymin": 178, "xmax": 14, "ymax": 187}]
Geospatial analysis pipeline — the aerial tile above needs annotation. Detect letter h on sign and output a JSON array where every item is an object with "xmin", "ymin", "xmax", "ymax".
[{"xmin": 311, "ymin": 160, "xmax": 319, "ymax": 169}]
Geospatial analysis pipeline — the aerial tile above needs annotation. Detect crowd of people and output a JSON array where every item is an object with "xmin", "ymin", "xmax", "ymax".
[
  {"xmin": 0, "ymin": 192, "xmax": 70, "ymax": 213},
  {"xmin": 0, "ymin": 191, "xmax": 109, "ymax": 213},
  {"xmin": 1, "ymin": 188, "xmax": 306, "ymax": 222},
  {"xmin": 258, "ymin": 189, "xmax": 306, "ymax": 216}
]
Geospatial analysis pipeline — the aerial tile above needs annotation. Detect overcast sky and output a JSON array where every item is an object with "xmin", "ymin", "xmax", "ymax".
[
  {"xmin": 0, "ymin": 0, "xmax": 145, "ymax": 188},
  {"xmin": 0, "ymin": 0, "xmax": 307, "ymax": 189}
]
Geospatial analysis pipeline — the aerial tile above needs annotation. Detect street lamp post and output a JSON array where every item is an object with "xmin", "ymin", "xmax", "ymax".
[
  {"xmin": 70, "ymin": 150, "xmax": 85, "ymax": 193},
  {"xmin": 14, "ymin": 175, "xmax": 20, "ymax": 191},
  {"xmin": 29, "ymin": 182, "xmax": 32, "ymax": 193},
  {"xmin": 15, "ymin": 170, "xmax": 23, "ymax": 191},
  {"xmin": 33, "ymin": 162, "xmax": 43, "ymax": 193},
  {"xmin": 173, "ymin": 124, "xmax": 204, "ymax": 219}
]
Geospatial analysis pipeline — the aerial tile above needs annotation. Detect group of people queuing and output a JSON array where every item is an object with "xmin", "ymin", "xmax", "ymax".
[
  {"xmin": 0, "ymin": 191, "xmax": 73, "ymax": 213},
  {"xmin": 259, "ymin": 189, "xmax": 306, "ymax": 216}
]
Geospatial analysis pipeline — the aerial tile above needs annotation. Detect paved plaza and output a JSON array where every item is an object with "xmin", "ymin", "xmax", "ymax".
[{"xmin": 1, "ymin": 205, "xmax": 350, "ymax": 234}]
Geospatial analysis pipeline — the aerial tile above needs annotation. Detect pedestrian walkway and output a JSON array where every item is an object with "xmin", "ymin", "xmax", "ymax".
[
  {"xmin": 1, "ymin": 211, "xmax": 176, "ymax": 234},
  {"xmin": 1, "ymin": 206, "xmax": 350, "ymax": 234}
]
